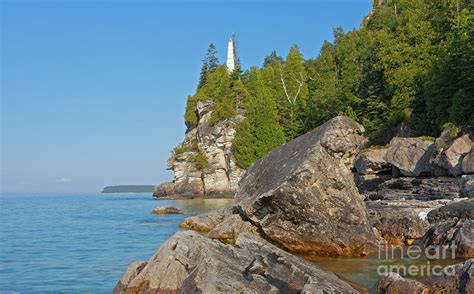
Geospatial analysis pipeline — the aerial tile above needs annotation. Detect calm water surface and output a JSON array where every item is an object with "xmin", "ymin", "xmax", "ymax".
[
  {"xmin": 0, "ymin": 193, "xmax": 464, "ymax": 293},
  {"xmin": 0, "ymin": 193, "xmax": 232, "ymax": 293}
]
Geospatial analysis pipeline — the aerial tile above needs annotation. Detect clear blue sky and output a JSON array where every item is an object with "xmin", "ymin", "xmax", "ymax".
[{"xmin": 1, "ymin": 0, "xmax": 372, "ymax": 193}]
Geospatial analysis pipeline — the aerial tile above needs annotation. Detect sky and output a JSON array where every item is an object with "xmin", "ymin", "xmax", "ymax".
[{"xmin": 1, "ymin": 0, "xmax": 372, "ymax": 193}]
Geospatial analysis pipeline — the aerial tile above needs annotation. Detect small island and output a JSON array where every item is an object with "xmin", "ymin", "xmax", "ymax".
[{"xmin": 101, "ymin": 185, "xmax": 155, "ymax": 193}]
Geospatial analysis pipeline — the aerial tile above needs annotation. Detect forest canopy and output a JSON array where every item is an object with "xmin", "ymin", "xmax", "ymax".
[{"xmin": 185, "ymin": 0, "xmax": 473, "ymax": 169}]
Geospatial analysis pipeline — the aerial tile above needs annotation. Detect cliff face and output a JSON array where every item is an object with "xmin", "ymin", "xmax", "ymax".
[{"xmin": 154, "ymin": 100, "xmax": 245, "ymax": 198}]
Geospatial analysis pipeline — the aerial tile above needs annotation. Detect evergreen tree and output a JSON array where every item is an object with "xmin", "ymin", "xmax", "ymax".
[
  {"xmin": 198, "ymin": 43, "xmax": 219, "ymax": 89},
  {"xmin": 278, "ymin": 45, "xmax": 309, "ymax": 140},
  {"xmin": 233, "ymin": 68, "xmax": 286, "ymax": 168},
  {"xmin": 263, "ymin": 51, "xmax": 284, "ymax": 67}
]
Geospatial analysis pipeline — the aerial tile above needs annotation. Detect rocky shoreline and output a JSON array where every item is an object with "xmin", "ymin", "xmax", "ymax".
[{"xmin": 117, "ymin": 116, "xmax": 473, "ymax": 293}]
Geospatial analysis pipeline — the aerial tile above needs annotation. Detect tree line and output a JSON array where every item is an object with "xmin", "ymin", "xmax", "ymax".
[{"xmin": 184, "ymin": 0, "xmax": 473, "ymax": 169}]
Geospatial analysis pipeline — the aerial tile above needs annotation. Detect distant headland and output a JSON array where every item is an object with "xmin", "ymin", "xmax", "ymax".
[{"xmin": 101, "ymin": 185, "xmax": 155, "ymax": 193}]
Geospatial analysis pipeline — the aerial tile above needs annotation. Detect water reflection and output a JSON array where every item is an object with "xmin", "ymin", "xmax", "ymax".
[
  {"xmin": 159, "ymin": 198, "xmax": 233, "ymax": 215},
  {"xmin": 309, "ymin": 251, "xmax": 464, "ymax": 293}
]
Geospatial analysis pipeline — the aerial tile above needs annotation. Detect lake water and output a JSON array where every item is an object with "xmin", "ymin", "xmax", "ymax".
[
  {"xmin": 0, "ymin": 193, "xmax": 232, "ymax": 293},
  {"xmin": 0, "ymin": 193, "xmax": 463, "ymax": 293}
]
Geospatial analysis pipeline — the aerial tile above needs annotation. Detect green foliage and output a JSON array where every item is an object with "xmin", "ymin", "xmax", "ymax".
[
  {"xmin": 418, "ymin": 136, "xmax": 435, "ymax": 142},
  {"xmin": 233, "ymin": 68, "xmax": 286, "ymax": 168},
  {"xmin": 195, "ymin": 65, "xmax": 231, "ymax": 102},
  {"xmin": 198, "ymin": 43, "xmax": 219, "ymax": 89},
  {"xmin": 183, "ymin": 0, "xmax": 473, "ymax": 169},
  {"xmin": 173, "ymin": 145, "xmax": 190, "ymax": 155},
  {"xmin": 276, "ymin": 45, "xmax": 309, "ymax": 140},
  {"xmin": 442, "ymin": 123, "xmax": 461, "ymax": 139},
  {"xmin": 209, "ymin": 98, "xmax": 236, "ymax": 125},
  {"xmin": 184, "ymin": 95, "xmax": 198, "ymax": 127},
  {"xmin": 367, "ymin": 144, "xmax": 389, "ymax": 151},
  {"xmin": 189, "ymin": 150, "xmax": 209, "ymax": 170}
]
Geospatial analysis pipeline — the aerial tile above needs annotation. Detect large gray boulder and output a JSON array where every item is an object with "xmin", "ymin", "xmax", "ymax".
[
  {"xmin": 460, "ymin": 175, "xmax": 474, "ymax": 198},
  {"xmin": 463, "ymin": 149, "xmax": 474, "ymax": 174},
  {"xmin": 354, "ymin": 148, "xmax": 391, "ymax": 175},
  {"xmin": 422, "ymin": 199, "xmax": 474, "ymax": 258},
  {"xmin": 114, "ymin": 231, "xmax": 359, "ymax": 294},
  {"xmin": 427, "ymin": 198, "xmax": 474, "ymax": 223},
  {"xmin": 384, "ymin": 137, "xmax": 435, "ymax": 177},
  {"xmin": 235, "ymin": 116, "xmax": 376, "ymax": 257},
  {"xmin": 369, "ymin": 208, "xmax": 430, "ymax": 246},
  {"xmin": 440, "ymin": 134, "xmax": 473, "ymax": 176}
]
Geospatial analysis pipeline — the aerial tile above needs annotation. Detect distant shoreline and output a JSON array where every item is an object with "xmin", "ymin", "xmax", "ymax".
[{"xmin": 101, "ymin": 185, "xmax": 154, "ymax": 193}]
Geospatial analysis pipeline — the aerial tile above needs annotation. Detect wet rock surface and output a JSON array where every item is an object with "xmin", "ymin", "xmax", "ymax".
[
  {"xmin": 114, "ymin": 231, "xmax": 360, "ymax": 294},
  {"xmin": 152, "ymin": 206, "xmax": 186, "ymax": 215}
]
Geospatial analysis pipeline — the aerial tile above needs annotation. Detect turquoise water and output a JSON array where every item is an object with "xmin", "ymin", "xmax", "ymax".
[{"xmin": 0, "ymin": 193, "xmax": 232, "ymax": 293}]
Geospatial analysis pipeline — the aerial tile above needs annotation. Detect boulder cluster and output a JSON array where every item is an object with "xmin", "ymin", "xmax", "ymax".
[
  {"xmin": 116, "ymin": 117, "xmax": 473, "ymax": 293},
  {"xmin": 355, "ymin": 126, "xmax": 473, "ymax": 200}
]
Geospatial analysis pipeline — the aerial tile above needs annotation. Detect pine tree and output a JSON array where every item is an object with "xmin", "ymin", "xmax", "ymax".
[
  {"xmin": 198, "ymin": 43, "xmax": 219, "ymax": 89},
  {"xmin": 233, "ymin": 68, "xmax": 286, "ymax": 168}
]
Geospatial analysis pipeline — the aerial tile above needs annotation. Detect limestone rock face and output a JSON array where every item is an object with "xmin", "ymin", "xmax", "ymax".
[
  {"xmin": 114, "ymin": 230, "xmax": 359, "ymax": 294},
  {"xmin": 440, "ymin": 134, "xmax": 473, "ymax": 176},
  {"xmin": 354, "ymin": 148, "xmax": 391, "ymax": 175},
  {"xmin": 154, "ymin": 100, "xmax": 245, "ymax": 198},
  {"xmin": 235, "ymin": 116, "xmax": 376, "ymax": 256},
  {"xmin": 384, "ymin": 137, "xmax": 435, "ymax": 177}
]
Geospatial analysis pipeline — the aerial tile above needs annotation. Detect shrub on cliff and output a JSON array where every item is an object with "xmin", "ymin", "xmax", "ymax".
[{"xmin": 189, "ymin": 150, "xmax": 209, "ymax": 170}]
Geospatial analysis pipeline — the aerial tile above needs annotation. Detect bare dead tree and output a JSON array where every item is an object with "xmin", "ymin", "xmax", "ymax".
[{"xmin": 280, "ymin": 73, "xmax": 304, "ymax": 105}]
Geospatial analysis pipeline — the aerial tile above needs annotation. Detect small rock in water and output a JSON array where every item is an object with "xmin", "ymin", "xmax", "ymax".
[{"xmin": 152, "ymin": 206, "xmax": 186, "ymax": 215}]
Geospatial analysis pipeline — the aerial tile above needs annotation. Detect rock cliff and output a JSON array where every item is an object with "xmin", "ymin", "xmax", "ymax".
[{"xmin": 154, "ymin": 100, "xmax": 245, "ymax": 198}]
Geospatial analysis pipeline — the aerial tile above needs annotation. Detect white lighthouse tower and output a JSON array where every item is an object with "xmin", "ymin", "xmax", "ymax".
[{"xmin": 226, "ymin": 37, "xmax": 235, "ymax": 73}]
